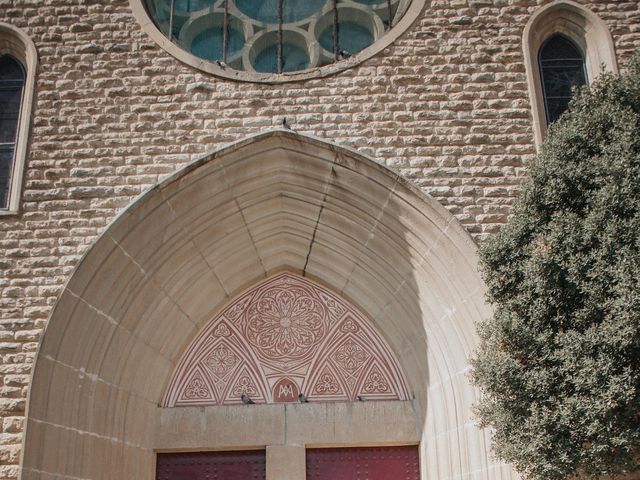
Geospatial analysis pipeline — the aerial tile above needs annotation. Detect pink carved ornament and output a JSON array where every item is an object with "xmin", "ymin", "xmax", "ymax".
[{"xmin": 163, "ymin": 273, "xmax": 411, "ymax": 406}]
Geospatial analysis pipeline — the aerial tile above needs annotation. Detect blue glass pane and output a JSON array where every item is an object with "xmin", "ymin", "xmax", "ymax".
[
  {"xmin": 282, "ymin": 0, "xmax": 326, "ymax": 23},
  {"xmin": 540, "ymin": 35, "xmax": 582, "ymax": 61},
  {"xmin": 282, "ymin": 41, "xmax": 309, "ymax": 71},
  {"xmin": 539, "ymin": 35, "xmax": 586, "ymax": 124},
  {"xmin": 318, "ymin": 25, "xmax": 334, "ymax": 53},
  {"xmin": 0, "ymin": 146, "xmax": 14, "ymax": 209},
  {"xmin": 174, "ymin": 0, "xmax": 215, "ymax": 12},
  {"xmin": 0, "ymin": 56, "xmax": 24, "ymax": 81},
  {"xmin": 254, "ymin": 41, "xmax": 309, "ymax": 73},
  {"xmin": 320, "ymin": 21, "xmax": 373, "ymax": 55},
  {"xmin": 236, "ymin": 0, "xmax": 277, "ymax": 23},
  {"xmin": 254, "ymin": 44, "xmax": 277, "ymax": 73},
  {"xmin": 0, "ymin": 87, "xmax": 22, "ymax": 144},
  {"xmin": 146, "ymin": 0, "xmax": 172, "ymax": 35},
  {"xmin": 191, "ymin": 27, "xmax": 244, "ymax": 60},
  {"xmin": 236, "ymin": 0, "xmax": 325, "ymax": 23}
]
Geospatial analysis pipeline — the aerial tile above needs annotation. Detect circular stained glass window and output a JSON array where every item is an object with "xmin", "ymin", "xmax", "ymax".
[{"xmin": 144, "ymin": 0, "xmax": 410, "ymax": 75}]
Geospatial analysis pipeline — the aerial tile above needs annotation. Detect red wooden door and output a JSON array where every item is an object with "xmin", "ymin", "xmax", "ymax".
[
  {"xmin": 306, "ymin": 446, "xmax": 420, "ymax": 480},
  {"xmin": 156, "ymin": 450, "xmax": 266, "ymax": 480}
]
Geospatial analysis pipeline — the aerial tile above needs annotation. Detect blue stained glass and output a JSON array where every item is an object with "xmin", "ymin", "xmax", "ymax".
[
  {"xmin": 282, "ymin": 41, "xmax": 309, "ymax": 71},
  {"xmin": 319, "ymin": 21, "xmax": 373, "ymax": 55},
  {"xmin": 145, "ymin": 0, "xmax": 402, "ymax": 74},
  {"xmin": 0, "ymin": 56, "xmax": 23, "ymax": 145},
  {"xmin": 0, "ymin": 89, "xmax": 21, "ymax": 144},
  {"xmin": 254, "ymin": 41, "xmax": 309, "ymax": 73},
  {"xmin": 236, "ymin": 0, "xmax": 326, "ymax": 23},
  {"xmin": 0, "ymin": 57, "xmax": 23, "ymax": 81},
  {"xmin": 254, "ymin": 44, "xmax": 278, "ymax": 73},
  {"xmin": 147, "ymin": 0, "xmax": 171, "ymax": 36},
  {"xmin": 0, "ymin": 56, "xmax": 23, "ymax": 208},
  {"xmin": 236, "ymin": 0, "xmax": 277, "ymax": 23},
  {"xmin": 539, "ymin": 34, "xmax": 586, "ymax": 124},
  {"xmin": 0, "ymin": 146, "xmax": 13, "ymax": 208},
  {"xmin": 191, "ymin": 26, "xmax": 245, "ymax": 60},
  {"xmin": 174, "ymin": 0, "xmax": 215, "ymax": 12},
  {"xmin": 318, "ymin": 26, "xmax": 334, "ymax": 53}
]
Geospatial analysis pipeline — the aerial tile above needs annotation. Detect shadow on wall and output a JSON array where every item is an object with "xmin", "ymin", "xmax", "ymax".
[{"xmin": 20, "ymin": 130, "xmax": 510, "ymax": 479}]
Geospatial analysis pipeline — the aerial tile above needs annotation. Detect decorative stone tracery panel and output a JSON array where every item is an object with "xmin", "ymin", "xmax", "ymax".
[{"xmin": 164, "ymin": 272, "xmax": 411, "ymax": 406}]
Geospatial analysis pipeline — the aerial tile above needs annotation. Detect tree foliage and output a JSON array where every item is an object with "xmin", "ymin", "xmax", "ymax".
[{"xmin": 471, "ymin": 59, "xmax": 640, "ymax": 480}]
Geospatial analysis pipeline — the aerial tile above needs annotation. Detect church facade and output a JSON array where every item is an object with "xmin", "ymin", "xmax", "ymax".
[{"xmin": 0, "ymin": 0, "xmax": 638, "ymax": 479}]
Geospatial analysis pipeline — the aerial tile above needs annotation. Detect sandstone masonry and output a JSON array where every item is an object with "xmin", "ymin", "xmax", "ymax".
[{"xmin": 0, "ymin": 0, "xmax": 639, "ymax": 478}]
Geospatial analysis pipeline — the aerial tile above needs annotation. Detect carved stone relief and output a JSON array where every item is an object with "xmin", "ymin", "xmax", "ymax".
[{"xmin": 164, "ymin": 272, "xmax": 411, "ymax": 406}]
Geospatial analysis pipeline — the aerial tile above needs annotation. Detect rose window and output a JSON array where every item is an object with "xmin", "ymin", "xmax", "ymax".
[{"xmin": 143, "ymin": 0, "xmax": 410, "ymax": 74}]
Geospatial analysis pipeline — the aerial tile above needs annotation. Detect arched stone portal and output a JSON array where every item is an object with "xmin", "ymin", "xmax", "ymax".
[{"xmin": 20, "ymin": 130, "xmax": 514, "ymax": 479}]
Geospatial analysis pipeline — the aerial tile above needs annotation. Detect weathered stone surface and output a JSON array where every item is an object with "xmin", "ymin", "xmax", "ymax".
[{"xmin": 0, "ymin": 0, "xmax": 638, "ymax": 477}]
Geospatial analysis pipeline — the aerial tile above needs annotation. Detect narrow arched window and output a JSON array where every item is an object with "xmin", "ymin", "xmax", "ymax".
[
  {"xmin": 538, "ymin": 34, "xmax": 587, "ymax": 125},
  {"xmin": 0, "ymin": 55, "xmax": 25, "ymax": 209}
]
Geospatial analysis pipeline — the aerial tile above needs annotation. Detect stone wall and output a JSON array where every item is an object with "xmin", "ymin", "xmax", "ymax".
[{"xmin": 0, "ymin": 0, "xmax": 638, "ymax": 478}]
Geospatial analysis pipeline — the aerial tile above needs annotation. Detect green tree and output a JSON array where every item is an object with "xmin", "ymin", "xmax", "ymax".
[{"xmin": 471, "ymin": 59, "xmax": 640, "ymax": 480}]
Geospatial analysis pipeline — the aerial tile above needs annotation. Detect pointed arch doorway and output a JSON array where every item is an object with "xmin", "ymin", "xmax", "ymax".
[{"xmin": 20, "ymin": 130, "xmax": 514, "ymax": 480}]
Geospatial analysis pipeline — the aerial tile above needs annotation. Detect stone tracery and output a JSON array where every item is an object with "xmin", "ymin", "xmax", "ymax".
[
  {"xmin": 164, "ymin": 272, "xmax": 411, "ymax": 406},
  {"xmin": 143, "ymin": 0, "xmax": 410, "ymax": 74}
]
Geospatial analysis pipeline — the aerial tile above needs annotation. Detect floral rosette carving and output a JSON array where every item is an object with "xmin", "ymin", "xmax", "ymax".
[
  {"xmin": 203, "ymin": 344, "xmax": 239, "ymax": 378},
  {"xmin": 244, "ymin": 287, "xmax": 327, "ymax": 359}
]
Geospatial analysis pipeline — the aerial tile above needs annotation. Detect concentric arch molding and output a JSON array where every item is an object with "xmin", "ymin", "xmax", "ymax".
[
  {"xmin": 128, "ymin": 0, "xmax": 428, "ymax": 83},
  {"xmin": 20, "ymin": 130, "xmax": 516, "ymax": 479}
]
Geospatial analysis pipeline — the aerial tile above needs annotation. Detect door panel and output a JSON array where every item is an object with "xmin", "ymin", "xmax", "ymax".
[
  {"xmin": 156, "ymin": 450, "xmax": 266, "ymax": 480},
  {"xmin": 306, "ymin": 445, "xmax": 420, "ymax": 480}
]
